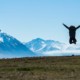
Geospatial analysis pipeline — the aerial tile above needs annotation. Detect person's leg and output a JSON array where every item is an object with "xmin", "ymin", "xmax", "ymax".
[
  {"xmin": 69, "ymin": 38, "xmax": 72, "ymax": 44},
  {"xmin": 73, "ymin": 38, "xmax": 77, "ymax": 44}
]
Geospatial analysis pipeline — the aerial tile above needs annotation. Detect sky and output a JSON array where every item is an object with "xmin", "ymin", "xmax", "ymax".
[{"xmin": 0, "ymin": 0, "xmax": 80, "ymax": 43}]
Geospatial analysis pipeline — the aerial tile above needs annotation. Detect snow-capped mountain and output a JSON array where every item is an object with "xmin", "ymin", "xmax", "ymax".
[
  {"xmin": 0, "ymin": 33, "xmax": 79, "ymax": 57},
  {"xmin": 25, "ymin": 38, "xmax": 65, "ymax": 54},
  {"xmin": 25, "ymin": 38, "xmax": 80, "ymax": 56},
  {"xmin": 0, "ymin": 32, "xmax": 35, "ymax": 58},
  {"xmin": 1, "ymin": 32, "xmax": 80, "ymax": 57}
]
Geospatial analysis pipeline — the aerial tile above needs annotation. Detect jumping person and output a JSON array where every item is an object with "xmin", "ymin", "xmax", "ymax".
[{"xmin": 63, "ymin": 23, "xmax": 80, "ymax": 44}]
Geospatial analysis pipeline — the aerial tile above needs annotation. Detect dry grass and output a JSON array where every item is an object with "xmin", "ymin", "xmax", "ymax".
[{"xmin": 0, "ymin": 56, "xmax": 79, "ymax": 80}]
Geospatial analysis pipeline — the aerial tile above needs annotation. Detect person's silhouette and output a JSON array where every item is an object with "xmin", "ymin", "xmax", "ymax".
[{"xmin": 63, "ymin": 23, "xmax": 80, "ymax": 44}]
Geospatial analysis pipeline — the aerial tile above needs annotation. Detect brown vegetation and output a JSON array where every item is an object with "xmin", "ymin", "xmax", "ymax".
[{"xmin": 0, "ymin": 56, "xmax": 79, "ymax": 80}]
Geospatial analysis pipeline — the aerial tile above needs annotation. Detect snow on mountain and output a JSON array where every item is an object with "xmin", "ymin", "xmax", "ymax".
[
  {"xmin": 45, "ymin": 40, "xmax": 65, "ymax": 50},
  {"xmin": 0, "ymin": 32, "xmax": 35, "ymax": 58},
  {"xmin": 0, "ymin": 37, "xmax": 3, "ymax": 42},
  {"xmin": 25, "ymin": 38, "xmax": 80, "ymax": 56},
  {"xmin": 25, "ymin": 38, "xmax": 65, "ymax": 54},
  {"xmin": 26, "ymin": 38, "xmax": 46, "ymax": 52}
]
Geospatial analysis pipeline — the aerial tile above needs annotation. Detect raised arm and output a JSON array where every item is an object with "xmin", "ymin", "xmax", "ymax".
[
  {"xmin": 76, "ymin": 25, "xmax": 80, "ymax": 29},
  {"xmin": 63, "ymin": 23, "xmax": 69, "ymax": 29}
]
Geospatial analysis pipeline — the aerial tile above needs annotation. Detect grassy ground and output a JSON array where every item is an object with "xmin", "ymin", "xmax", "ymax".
[{"xmin": 0, "ymin": 56, "xmax": 80, "ymax": 80}]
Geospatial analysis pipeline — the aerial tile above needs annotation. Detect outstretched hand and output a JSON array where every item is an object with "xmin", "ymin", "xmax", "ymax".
[
  {"xmin": 62, "ymin": 23, "xmax": 69, "ymax": 29},
  {"xmin": 62, "ymin": 23, "xmax": 65, "ymax": 26},
  {"xmin": 76, "ymin": 25, "xmax": 80, "ymax": 29}
]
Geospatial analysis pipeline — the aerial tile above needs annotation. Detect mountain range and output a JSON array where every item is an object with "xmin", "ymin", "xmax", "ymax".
[
  {"xmin": 25, "ymin": 38, "xmax": 64, "ymax": 52},
  {"xmin": 25, "ymin": 38, "xmax": 80, "ymax": 56},
  {"xmin": 0, "ymin": 32, "xmax": 80, "ymax": 58}
]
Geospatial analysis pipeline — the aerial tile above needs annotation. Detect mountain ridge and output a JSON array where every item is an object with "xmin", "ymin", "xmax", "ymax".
[
  {"xmin": 0, "ymin": 32, "xmax": 35, "ymax": 58},
  {"xmin": 25, "ymin": 38, "xmax": 80, "ymax": 56}
]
